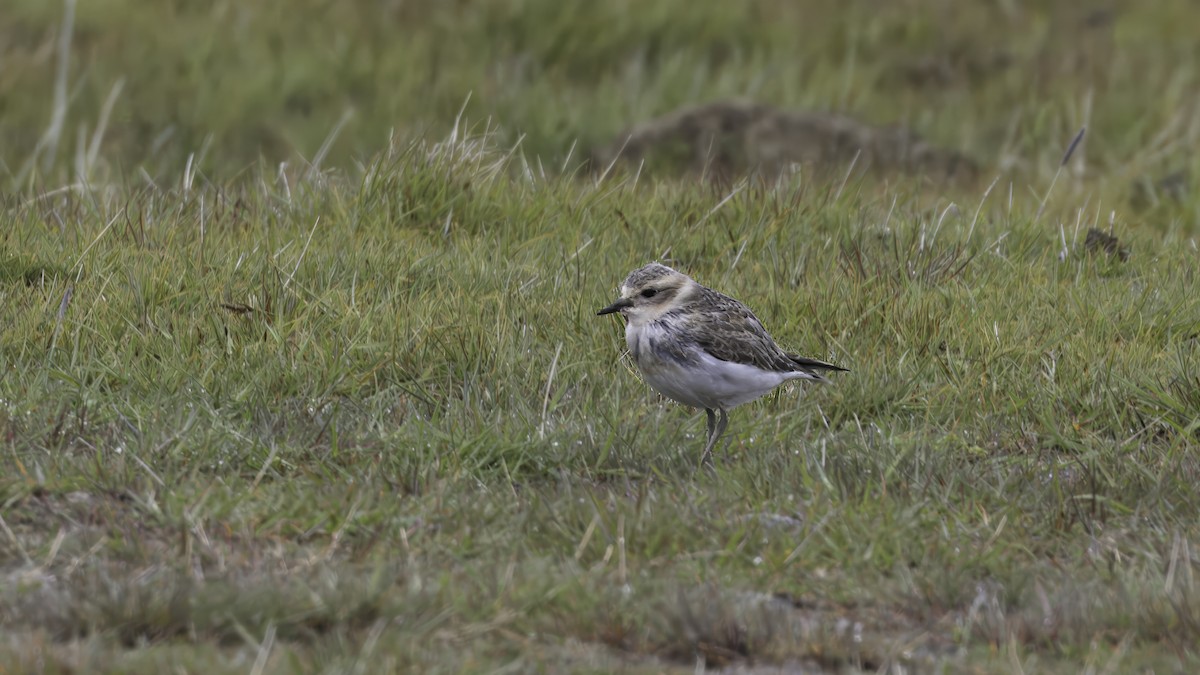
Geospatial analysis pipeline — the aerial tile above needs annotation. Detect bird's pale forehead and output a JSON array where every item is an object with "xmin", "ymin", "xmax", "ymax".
[{"xmin": 621, "ymin": 263, "xmax": 677, "ymax": 291}]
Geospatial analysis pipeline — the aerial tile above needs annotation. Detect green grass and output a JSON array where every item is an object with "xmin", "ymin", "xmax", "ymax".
[{"xmin": 3, "ymin": 1, "xmax": 1200, "ymax": 672}]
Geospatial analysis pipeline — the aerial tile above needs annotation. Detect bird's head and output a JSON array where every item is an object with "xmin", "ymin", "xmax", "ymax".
[{"xmin": 597, "ymin": 263, "xmax": 694, "ymax": 326}]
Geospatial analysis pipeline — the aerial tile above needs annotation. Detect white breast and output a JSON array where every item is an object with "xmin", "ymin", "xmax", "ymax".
[{"xmin": 624, "ymin": 322, "xmax": 817, "ymax": 410}]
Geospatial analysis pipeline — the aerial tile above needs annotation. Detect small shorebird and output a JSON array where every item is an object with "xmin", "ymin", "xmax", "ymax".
[{"xmin": 598, "ymin": 262, "xmax": 847, "ymax": 465}]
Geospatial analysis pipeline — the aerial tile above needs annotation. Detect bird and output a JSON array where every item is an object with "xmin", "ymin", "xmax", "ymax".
[{"xmin": 597, "ymin": 262, "xmax": 847, "ymax": 466}]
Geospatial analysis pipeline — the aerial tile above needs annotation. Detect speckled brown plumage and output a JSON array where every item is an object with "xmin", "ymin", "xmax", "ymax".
[
  {"xmin": 599, "ymin": 262, "xmax": 848, "ymax": 466},
  {"xmin": 672, "ymin": 284, "xmax": 844, "ymax": 376}
]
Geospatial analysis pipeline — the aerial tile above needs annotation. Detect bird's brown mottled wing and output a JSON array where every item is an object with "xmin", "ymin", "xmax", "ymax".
[
  {"xmin": 673, "ymin": 287, "xmax": 804, "ymax": 373},
  {"xmin": 668, "ymin": 286, "xmax": 848, "ymax": 376}
]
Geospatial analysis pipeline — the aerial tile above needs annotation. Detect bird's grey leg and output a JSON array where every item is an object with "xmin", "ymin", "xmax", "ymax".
[
  {"xmin": 704, "ymin": 408, "xmax": 717, "ymax": 447},
  {"xmin": 714, "ymin": 408, "xmax": 729, "ymax": 450},
  {"xmin": 699, "ymin": 408, "xmax": 726, "ymax": 468}
]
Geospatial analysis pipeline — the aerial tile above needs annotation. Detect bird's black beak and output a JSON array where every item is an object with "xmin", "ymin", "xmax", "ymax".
[{"xmin": 597, "ymin": 297, "xmax": 634, "ymax": 316}]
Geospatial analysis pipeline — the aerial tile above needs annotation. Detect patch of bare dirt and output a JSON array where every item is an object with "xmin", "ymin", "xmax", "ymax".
[
  {"xmin": 592, "ymin": 101, "xmax": 977, "ymax": 183},
  {"xmin": 1084, "ymin": 228, "xmax": 1130, "ymax": 261}
]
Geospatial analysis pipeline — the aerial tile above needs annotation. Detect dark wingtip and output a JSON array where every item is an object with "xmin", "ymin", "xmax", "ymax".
[{"xmin": 789, "ymin": 354, "xmax": 849, "ymax": 373}]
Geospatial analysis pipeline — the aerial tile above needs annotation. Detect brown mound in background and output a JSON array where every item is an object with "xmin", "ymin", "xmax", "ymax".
[{"xmin": 592, "ymin": 100, "xmax": 977, "ymax": 183}]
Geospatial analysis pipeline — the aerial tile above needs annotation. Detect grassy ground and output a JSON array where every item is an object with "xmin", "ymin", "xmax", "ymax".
[{"xmin": 3, "ymin": 0, "xmax": 1200, "ymax": 672}]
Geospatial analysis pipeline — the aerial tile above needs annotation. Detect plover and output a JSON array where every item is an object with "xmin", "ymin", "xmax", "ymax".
[{"xmin": 598, "ymin": 262, "xmax": 847, "ymax": 465}]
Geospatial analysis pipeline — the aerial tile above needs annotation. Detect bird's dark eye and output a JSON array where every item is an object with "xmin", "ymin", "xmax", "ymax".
[{"xmin": 640, "ymin": 288, "xmax": 658, "ymax": 298}]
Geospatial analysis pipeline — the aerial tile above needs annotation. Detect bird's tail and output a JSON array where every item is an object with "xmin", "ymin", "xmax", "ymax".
[{"xmin": 787, "ymin": 354, "xmax": 849, "ymax": 380}]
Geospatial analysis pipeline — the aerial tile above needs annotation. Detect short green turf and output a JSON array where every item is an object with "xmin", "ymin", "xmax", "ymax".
[{"xmin": 2, "ymin": 1, "xmax": 1200, "ymax": 672}]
